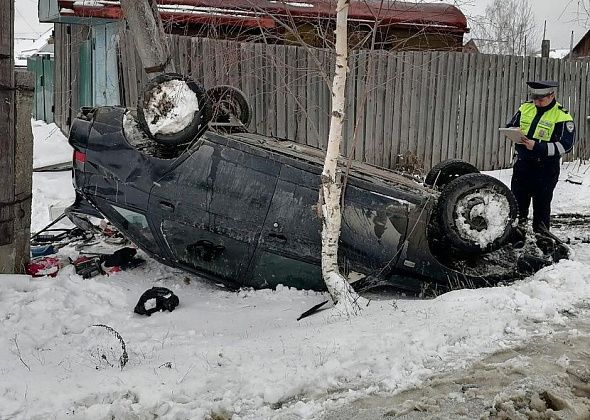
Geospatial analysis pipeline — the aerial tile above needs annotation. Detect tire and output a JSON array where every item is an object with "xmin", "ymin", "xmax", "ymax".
[
  {"xmin": 206, "ymin": 85, "xmax": 252, "ymax": 127},
  {"xmin": 436, "ymin": 173, "xmax": 517, "ymax": 253},
  {"xmin": 424, "ymin": 159, "xmax": 479, "ymax": 189},
  {"xmin": 137, "ymin": 73, "xmax": 212, "ymax": 146}
]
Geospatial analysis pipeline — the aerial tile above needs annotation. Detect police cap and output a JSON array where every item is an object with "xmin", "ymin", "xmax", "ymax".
[{"xmin": 527, "ymin": 80, "xmax": 558, "ymax": 97}]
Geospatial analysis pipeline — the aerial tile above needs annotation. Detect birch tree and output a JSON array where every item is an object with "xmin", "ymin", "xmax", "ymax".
[{"xmin": 320, "ymin": 0, "xmax": 363, "ymax": 316}]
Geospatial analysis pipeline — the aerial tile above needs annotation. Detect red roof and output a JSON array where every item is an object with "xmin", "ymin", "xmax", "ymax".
[{"xmin": 57, "ymin": 0, "xmax": 468, "ymax": 32}]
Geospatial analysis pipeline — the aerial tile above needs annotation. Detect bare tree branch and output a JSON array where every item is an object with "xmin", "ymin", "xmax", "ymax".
[{"xmin": 470, "ymin": 0, "xmax": 538, "ymax": 56}]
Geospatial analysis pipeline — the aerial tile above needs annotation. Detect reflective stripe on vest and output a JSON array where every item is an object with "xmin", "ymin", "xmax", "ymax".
[{"xmin": 519, "ymin": 101, "xmax": 573, "ymax": 142}]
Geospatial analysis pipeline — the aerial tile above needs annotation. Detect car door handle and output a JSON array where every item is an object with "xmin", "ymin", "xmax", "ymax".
[
  {"xmin": 268, "ymin": 232, "xmax": 287, "ymax": 242},
  {"xmin": 159, "ymin": 201, "xmax": 175, "ymax": 211}
]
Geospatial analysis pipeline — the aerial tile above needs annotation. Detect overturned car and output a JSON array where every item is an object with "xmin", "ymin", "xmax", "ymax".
[{"xmin": 66, "ymin": 75, "xmax": 558, "ymax": 294}]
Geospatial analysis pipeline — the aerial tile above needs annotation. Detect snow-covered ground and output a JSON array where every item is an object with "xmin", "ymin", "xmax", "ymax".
[{"xmin": 1, "ymin": 122, "xmax": 590, "ymax": 419}]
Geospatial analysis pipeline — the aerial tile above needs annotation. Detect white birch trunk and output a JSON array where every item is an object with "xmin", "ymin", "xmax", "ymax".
[{"xmin": 321, "ymin": 0, "xmax": 362, "ymax": 316}]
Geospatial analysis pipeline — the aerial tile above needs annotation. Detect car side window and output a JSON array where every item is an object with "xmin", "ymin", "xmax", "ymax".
[{"xmin": 112, "ymin": 205, "xmax": 157, "ymax": 249}]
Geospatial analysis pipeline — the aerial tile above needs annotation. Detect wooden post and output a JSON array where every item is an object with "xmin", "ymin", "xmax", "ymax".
[
  {"xmin": 0, "ymin": 1, "xmax": 31, "ymax": 274},
  {"xmin": 13, "ymin": 69, "xmax": 34, "ymax": 272},
  {"xmin": 0, "ymin": 1, "xmax": 16, "ymax": 272},
  {"xmin": 119, "ymin": 0, "xmax": 176, "ymax": 75}
]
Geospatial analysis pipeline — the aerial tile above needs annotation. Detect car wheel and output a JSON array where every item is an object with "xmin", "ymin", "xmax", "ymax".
[
  {"xmin": 424, "ymin": 159, "xmax": 479, "ymax": 189},
  {"xmin": 137, "ymin": 73, "xmax": 212, "ymax": 146},
  {"xmin": 206, "ymin": 85, "xmax": 252, "ymax": 127},
  {"xmin": 436, "ymin": 173, "xmax": 517, "ymax": 253}
]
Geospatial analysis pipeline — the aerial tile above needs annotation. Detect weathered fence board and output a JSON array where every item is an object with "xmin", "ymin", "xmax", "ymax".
[{"xmin": 84, "ymin": 33, "xmax": 590, "ymax": 171}]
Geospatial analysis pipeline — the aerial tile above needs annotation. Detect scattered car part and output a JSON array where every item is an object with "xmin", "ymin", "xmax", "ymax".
[
  {"xmin": 436, "ymin": 173, "xmax": 517, "ymax": 253},
  {"xmin": 297, "ymin": 300, "xmax": 330, "ymax": 321},
  {"xmin": 101, "ymin": 247, "xmax": 144, "ymax": 270},
  {"xmin": 31, "ymin": 245, "xmax": 57, "ymax": 258},
  {"xmin": 566, "ymin": 173, "xmax": 583, "ymax": 185},
  {"xmin": 73, "ymin": 247, "xmax": 144, "ymax": 278},
  {"xmin": 26, "ymin": 256, "xmax": 61, "ymax": 277},
  {"xmin": 134, "ymin": 287, "xmax": 179, "ymax": 316},
  {"xmin": 72, "ymin": 255, "xmax": 105, "ymax": 279},
  {"xmin": 424, "ymin": 159, "xmax": 479, "ymax": 189},
  {"xmin": 534, "ymin": 227, "xmax": 571, "ymax": 261},
  {"xmin": 33, "ymin": 161, "xmax": 72, "ymax": 172},
  {"xmin": 91, "ymin": 324, "xmax": 128, "ymax": 370},
  {"xmin": 137, "ymin": 73, "xmax": 211, "ymax": 146},
  {"xmin": 30, "ymin": 213, "xmax": 68, "ymax": 241}
]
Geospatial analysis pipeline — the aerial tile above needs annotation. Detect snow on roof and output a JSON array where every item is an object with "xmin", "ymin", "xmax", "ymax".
[
  {"xmin": 532, "ymin": 48, "xmax": 571, "ymax": 59},
  {"xmin": 15, "ymin": 28, "xmax": 54, "ymax": 66}
]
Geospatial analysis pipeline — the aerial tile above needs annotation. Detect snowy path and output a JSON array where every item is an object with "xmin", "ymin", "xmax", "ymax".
[{"xmin": 323, "ymin": 303, "xmax": 590, "ymax": 419}]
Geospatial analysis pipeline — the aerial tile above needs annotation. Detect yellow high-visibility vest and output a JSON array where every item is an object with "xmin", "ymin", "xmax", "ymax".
[{"xmin": 519, "ymin": 101, "xmax": 573, "ymax": 142}]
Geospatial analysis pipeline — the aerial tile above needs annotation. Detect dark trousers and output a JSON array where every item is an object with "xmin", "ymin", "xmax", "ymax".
[{"xmin": 511, "ymin": 158, "xmax": 560, "ymax": 232}]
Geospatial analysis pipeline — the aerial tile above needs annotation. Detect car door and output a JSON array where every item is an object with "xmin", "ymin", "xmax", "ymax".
[
  {"xmin": 253, "ymin": 162, "xmax": 325, "ymax": 290},
  {"xmin": 149, "ymin": 138, "xmax": 280, "ymax": 285}
]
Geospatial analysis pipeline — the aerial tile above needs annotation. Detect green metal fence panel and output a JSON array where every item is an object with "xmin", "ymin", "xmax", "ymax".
[
  {"xmin": 79, "ymin": 39, "xmax": 93, "ymax": 107},
  {"xmin": 27, "ymin": 57, "xmax": 41, "ymax": 120},
  {"xmin": 27, "ymin": 55, "xmax": 54, "ymax": 123},
  {"xmin": 42, "ymin": 56, "xmax": 54, "ymax": 123}
]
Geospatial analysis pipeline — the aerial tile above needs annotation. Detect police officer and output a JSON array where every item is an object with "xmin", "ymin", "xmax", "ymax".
[{"xmin": 507, "ymin": 80, "xmax": 575, "ymax": 233}]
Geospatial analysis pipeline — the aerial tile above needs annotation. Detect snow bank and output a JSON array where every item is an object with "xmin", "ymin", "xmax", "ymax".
[
  {"xmin": 31, "ymin": 120, "xmax": 75, "ymax": 233},
  {"xmin": 485, "ymin": 161, "xmax": 590, "ymax": 215},
  {"xmin": 32, "ymin": 119, "xmax": 72, "ymax": 168},
  {"xmin": 1, "ymin": 258, "xmax": 589, "ymax": 419}
]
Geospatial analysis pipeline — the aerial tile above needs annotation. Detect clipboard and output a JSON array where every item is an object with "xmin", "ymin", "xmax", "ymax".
[{"xmin": 499, "ymin": 127, "xmax": 525, "ymax": 144}]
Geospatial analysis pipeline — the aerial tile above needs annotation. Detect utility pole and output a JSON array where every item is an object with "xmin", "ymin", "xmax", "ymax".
[
  {"xmin": 0, "ymin": 1, "xmax": 33, "ymax": 274},
  {"xmin": 119, "ymin": 0, "xmax": 176, "ymax": 75},
  {"xmin": 541, "ymin": 20, "xmax": 550, "ymax": 58},
  {"xmin": 0, "ymin": 1, "xmax": 17, "ymax": 272}
]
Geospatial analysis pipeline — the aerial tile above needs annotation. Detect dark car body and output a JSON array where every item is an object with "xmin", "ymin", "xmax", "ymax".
[{"xmin": 67, "ymin": 106, "xmax": 533, "ymax": 293}]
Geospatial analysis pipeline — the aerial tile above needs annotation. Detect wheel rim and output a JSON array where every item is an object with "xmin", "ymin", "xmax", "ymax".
[{"xmin": 212, "ymin": 97, "xmax": 242, "ymax": 123}]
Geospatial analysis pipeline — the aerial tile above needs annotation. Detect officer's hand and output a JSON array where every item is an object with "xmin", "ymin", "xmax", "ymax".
[{"xmin": 521, "ymin": 138, "xmax": 535, "ymax": 150}]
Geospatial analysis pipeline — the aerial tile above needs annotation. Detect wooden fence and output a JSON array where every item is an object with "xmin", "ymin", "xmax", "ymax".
[{"xmin": 83, "ymin": 29, "xmax": 590, "ymax": 171}]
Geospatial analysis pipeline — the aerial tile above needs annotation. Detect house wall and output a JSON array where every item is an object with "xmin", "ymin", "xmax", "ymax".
[{"xmin": 573, "ymin": 35, "xmax": 590, "ymax": 59}]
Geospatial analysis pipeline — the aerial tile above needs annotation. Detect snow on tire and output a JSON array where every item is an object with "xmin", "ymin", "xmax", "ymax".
[
  {"xmin": 137, "ymin": 73, "xmax": 211, "ymax": 146},
  {"xmin": 436, "ymin": 173, "xmax": 517, "ymax": 253}
]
